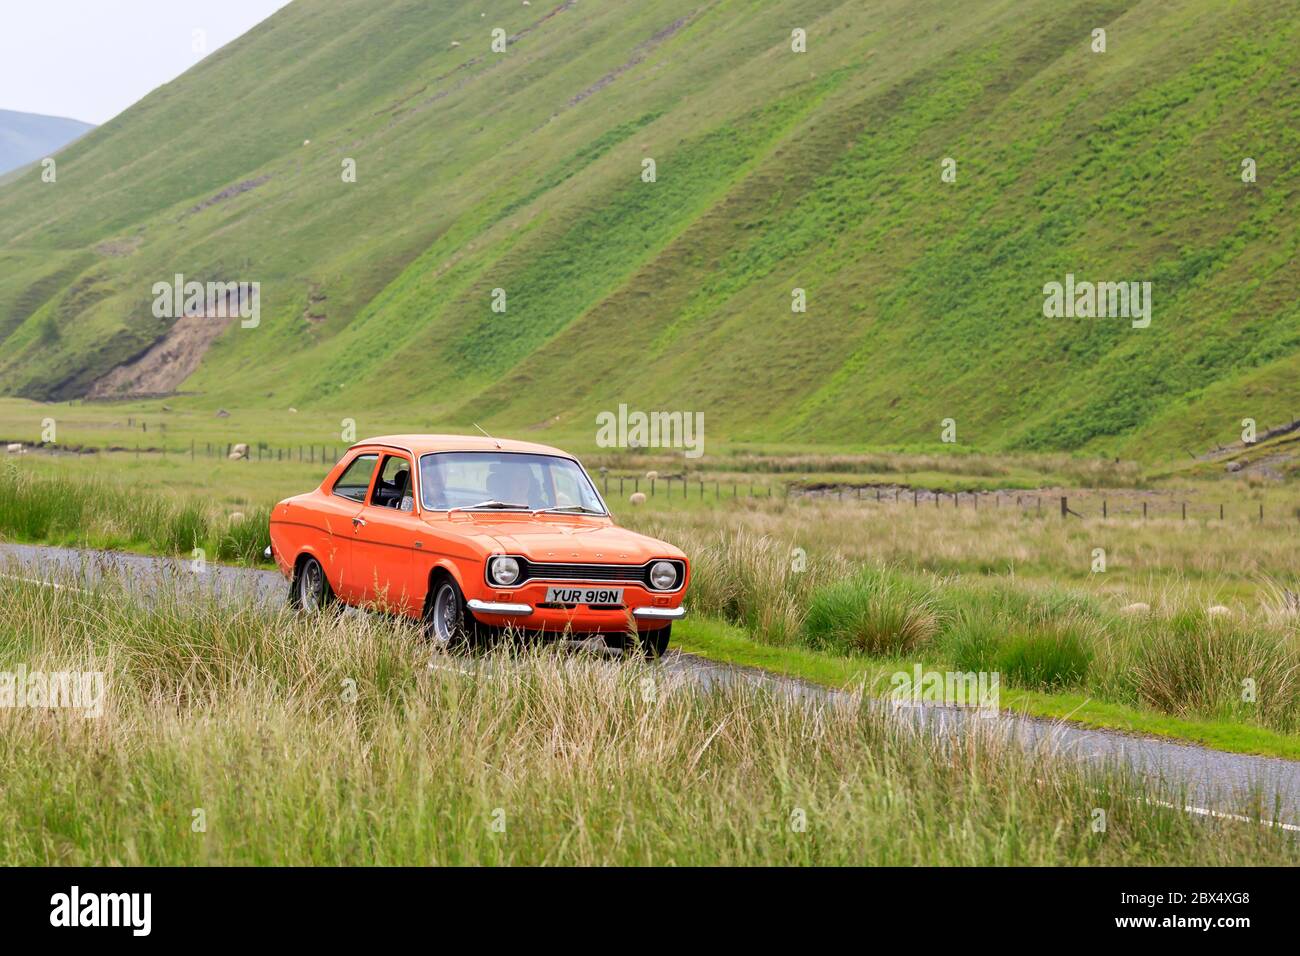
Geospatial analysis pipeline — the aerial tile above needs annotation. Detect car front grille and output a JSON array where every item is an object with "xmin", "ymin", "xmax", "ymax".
[{"xmin": 514, "ymin": 559, "xmax": 684, "ymax": 590}]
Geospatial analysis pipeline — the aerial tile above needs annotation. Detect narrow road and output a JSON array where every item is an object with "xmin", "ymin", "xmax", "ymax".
[{"xmin": 3, "ymin": 541, "xmax": 1298, "ymax": 828}]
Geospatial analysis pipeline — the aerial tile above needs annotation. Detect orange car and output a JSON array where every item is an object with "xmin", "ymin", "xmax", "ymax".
[{"xmin": 267, "ymin": 435, "xmax": 689, "ymax": 655}]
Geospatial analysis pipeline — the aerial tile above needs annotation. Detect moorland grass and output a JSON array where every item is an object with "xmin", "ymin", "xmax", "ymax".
[
  {"xmin": 636, "ymin": 506, "xmax": 1300, "ymax": 736},
  {"xmin": 0, "ymin": 462, "xmax": 268, "ymax": 563},
  {"xmin": 1, "ymin": 573, "xmax": 1297, "ymax": 866},
  {"xmin": 4, "ymin": 465, "xmax": 1299, "ymax": 741}
]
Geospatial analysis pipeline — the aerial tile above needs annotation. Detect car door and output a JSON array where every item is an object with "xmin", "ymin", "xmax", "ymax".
[
  {"xmin": 348, "ymin": 453, "xmax": 423, "ymax": 615},
  {"xmin": 323, "ymin": 451, "xmax": 380, "ymax": 604}
]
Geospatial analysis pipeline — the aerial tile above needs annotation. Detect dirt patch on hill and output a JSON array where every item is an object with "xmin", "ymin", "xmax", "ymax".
[
  {"xmin": 87, "ymin": 312, "xmax": 235, "ymax": 399},
  {"xmin": 568, "ymin": 15, "xmax": 691, "ymax": 106},
  {"xmin": 186, "ymin": 175, "xmax": 271, "ymax": 216}
]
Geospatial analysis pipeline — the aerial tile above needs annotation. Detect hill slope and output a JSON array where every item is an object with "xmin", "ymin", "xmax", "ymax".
[
  {"xmin": 0, "ymin": 0, "xmax": 1297, "ymax": 460},
  {"xmin": 0, "ymin": 109, "xmax": 94, "ymax": 175}
]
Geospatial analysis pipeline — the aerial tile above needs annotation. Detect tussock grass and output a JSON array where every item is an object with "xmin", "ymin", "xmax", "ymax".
[
  {"xmin": 634, "ymin": 503, "xmax": 1300, "ymax": 734},
  {"xmin": 804, "ymin": 568, "xmax": 944, "ymax": 657},
  {"xmin": 1125, "ymin": 612, "xmax": 1300, "ymax": 732},
  {"xmin": 0, "ymin": 464, "xmax": 269, "ymax": 563},
  {"xmin": 5, "ymin": 466, "xmax": 1300, "ymax": 742},
  {"xmin": 0, "ymin": 572, "xmax": 1296, "ymax": 865}
]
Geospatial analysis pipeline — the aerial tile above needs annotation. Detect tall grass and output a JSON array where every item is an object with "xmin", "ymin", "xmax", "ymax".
[
  {"xmin": 0, "ymin": 464, "xmax": 269, "ymax": 563},
  {"xmin": 0, "ymin": 573, "xmax": 1295, "ymax": 865},
  {"xmin": 6, "ymin": 465, "xmax": 1300, "ymax": 737},
  {"xmin": 637, "ymin": 508, "xmax": 1300, "ymax": 734},
  {"xmin": 803, "ymin": 568, "xmax": 944, "ymax": 657}
]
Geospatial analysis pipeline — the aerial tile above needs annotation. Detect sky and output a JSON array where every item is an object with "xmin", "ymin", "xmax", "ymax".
[{"xmin": 0, "ymin": 0, "xmax": 294, "ymax": 125}]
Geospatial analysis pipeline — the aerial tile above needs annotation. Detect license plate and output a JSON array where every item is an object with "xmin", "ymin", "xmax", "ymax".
[{"xmin": 545, "ymin": 586, "xmax": 624, "ymax": 606}]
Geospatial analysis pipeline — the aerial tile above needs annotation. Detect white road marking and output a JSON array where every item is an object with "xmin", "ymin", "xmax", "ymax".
[
  {"xmin": 0, "ymin": 571, "xmax": 91, "ymax": 594},
  {"xmin": 1150, "ymin": 797, "xmax": 1300, "ymax": 833}
]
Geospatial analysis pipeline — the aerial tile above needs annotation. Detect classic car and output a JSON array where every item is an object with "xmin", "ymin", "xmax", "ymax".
[{"xmin": 267, "ymin": 434, "xmax": 689, "ymax": 655}]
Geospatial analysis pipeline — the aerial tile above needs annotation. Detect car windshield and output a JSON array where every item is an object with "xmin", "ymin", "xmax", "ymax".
[{"xmin": 419, "ymin": 452, "xmax": 606, "ymax": 514}]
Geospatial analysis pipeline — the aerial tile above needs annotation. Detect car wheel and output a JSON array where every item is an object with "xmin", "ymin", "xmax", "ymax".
[
  {"xmin": 424, "ymin": 577, "xmax": 476, "ymax": 648},
  {"xmin": 644, "ymin": 624, "xmax": 671, "ymax": 659},
  {"xmin": 290, "ymin": 556, "xmax": 336, "ymax": 612},
  {"xmin": 614, "ymin": 624, "xmax": 671, "ymax": 659}
]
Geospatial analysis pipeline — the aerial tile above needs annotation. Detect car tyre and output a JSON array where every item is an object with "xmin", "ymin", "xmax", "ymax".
[
  {"xmin": 612, "ymin": 624, "xmax": 670, "ymax": 659},
  {"xmin": 290, "ymin": 555, "xmax": 336, "ymax": 612},
  {"xmin": 424, "ymin": 576, "xmax": 479, "ymax": 649}
]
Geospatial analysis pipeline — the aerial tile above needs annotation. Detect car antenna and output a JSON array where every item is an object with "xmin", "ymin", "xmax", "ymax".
[{"xmin": 473, "ymin": 423, "xmax": 503, "ymax": 449}]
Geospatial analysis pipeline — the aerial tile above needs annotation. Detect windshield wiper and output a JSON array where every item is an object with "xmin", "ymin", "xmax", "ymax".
[
  {"xmin": 448, "ymin": 500, "xmax": 530, "ymax": 513},
  {"xmin": 534, "ymin": 505, "xmax": 606, "ymax": 515}
]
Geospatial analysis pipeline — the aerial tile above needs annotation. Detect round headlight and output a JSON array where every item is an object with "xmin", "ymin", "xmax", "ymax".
[
  {"xmin": 490, "ymin": 556, "xmax": 520, "ymax": 586},
  {"xmin": 649, "ymin": 561, "xmax": 678, "ymax": 590}
]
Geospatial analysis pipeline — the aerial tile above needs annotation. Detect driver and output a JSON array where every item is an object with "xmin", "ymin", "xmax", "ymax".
[{"xmin": 488, "ymin": 465, "xmax": 540, "ymax": 508}]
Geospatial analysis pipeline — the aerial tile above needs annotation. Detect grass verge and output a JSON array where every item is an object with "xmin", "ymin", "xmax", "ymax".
[{"xmin": 675, "ymin": 617, "xmax": 1300, "ymax": 762}]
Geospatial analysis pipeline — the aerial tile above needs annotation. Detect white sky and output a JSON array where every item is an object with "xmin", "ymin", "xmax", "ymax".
[{"xmin": 1, "ymin": 0, "xmax": 294, "ymax": 125}]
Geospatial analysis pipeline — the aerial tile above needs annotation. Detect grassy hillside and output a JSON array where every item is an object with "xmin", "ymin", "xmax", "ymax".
[
  {"xmin": 0, "ymin": 0, "xmax": 1297, "ymax": 461},
  {"xmin": 0, "ymin": 110, "xmax": 94, "ymax": 176}
]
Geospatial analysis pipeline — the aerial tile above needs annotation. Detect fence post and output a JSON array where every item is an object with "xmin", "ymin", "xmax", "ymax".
[
  {"xmin": 913, "ymin": 489, "xmax": 918, "ymax": 507},
  {"xmin": 1142, "ymin": 501, "xmax": 1148, "ymax": 519},
  {"xmin": 650, "ymin": 478, "xmax": 655, "ymax": 497},
  {"xmin": 1102, "ymin": 499, "xmax": 1107, "ymax": 518},
  {"xmin": 1060, "ymin": 496, "xmax": 1068, "ymax": 518},
  {"xmin": 1260, "ymin": 503, "xmax": 1264, "ymax": 522},
  {"xmin": 1219, "ymin": 503, "xmax": 1224, "ymax": 520},
  {"xmin": 1182, "ymin": 502, "xmax": 1186, "ymax": 520}
]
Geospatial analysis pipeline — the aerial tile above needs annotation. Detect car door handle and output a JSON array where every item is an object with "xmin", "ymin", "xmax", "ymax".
[{"xmin": 352, "ymin": 517, "xmax": 366, "ymax": 529}]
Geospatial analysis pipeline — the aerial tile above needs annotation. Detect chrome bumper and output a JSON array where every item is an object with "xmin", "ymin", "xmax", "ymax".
[
  {"xmin": 632, "ymin": 606, "xmax": 686, "ymax": 620},
  {"xmin": 467, "ymin": 599, "xmax": 533, "ymax": 616},
  {"xmin": 466, "ymin": 600, "xmax": 686, "ymax": 621}
]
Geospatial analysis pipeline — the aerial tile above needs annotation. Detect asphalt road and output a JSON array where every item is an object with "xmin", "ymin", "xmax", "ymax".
[{"xmin": 3, "ymin": 541, "xmax": 1299, "ymax": 829}]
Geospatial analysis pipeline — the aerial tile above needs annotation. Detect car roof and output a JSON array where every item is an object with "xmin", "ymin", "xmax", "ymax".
[{"xmin": 352, "ymin": 434, "xmax": 576, "ymax": 458}]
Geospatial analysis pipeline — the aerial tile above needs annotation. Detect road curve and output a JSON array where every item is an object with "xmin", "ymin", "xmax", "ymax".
[{"xmin": 2, "ymin": 541, "xmax": 1299, "ymax": 828}]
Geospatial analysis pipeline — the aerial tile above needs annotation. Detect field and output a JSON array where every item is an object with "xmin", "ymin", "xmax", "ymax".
[
  {"xmin": 2, "ymin": 572, "xmax": 1296, "ymax": 866},
  {"xmin": 4, "ymin": 432, "xmax": 1299, "ymax": 764}
]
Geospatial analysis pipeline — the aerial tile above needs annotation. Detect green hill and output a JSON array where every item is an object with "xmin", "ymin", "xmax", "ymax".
[{"xmin": 0, "ymin": 0, "xmax": 1297, "ymax": 461}]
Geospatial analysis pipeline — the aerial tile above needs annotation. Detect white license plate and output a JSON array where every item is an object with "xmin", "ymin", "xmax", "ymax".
[{"xmin": 545, "ymin": 586, "xmax": 624, "ymax": 606}]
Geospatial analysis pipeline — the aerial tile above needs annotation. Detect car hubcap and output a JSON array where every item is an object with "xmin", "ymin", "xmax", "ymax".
[
  {"xmin": 300, "ymin": 561, "xmax": 323, "ymax": 609},
  {"xmin": 432, "ymin": 584, "xmax": 459, "ymax": 644}
]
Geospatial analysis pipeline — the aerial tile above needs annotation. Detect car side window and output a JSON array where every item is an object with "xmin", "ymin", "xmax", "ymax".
[
  {"xmin": 332, "ymin": 453, "xmax": 379, "ymax": 502},
  {"xmin": 370, "ymin": 455, "xmax": 414, "ymax": 511}
]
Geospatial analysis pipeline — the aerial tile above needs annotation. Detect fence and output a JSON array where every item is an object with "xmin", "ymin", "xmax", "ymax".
[
  {"xmin": 592, "ymin": 475, "xmax": 1283, "ymax": 522},
  {"xmin": 27, "ymin": 440, "xmax": 1288, "ymax": 522}
]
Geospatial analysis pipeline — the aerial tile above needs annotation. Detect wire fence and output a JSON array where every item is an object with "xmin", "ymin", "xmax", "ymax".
[{"xmin": 10, "ymin": 440, "xmax": 1290, "ymax": 522}]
